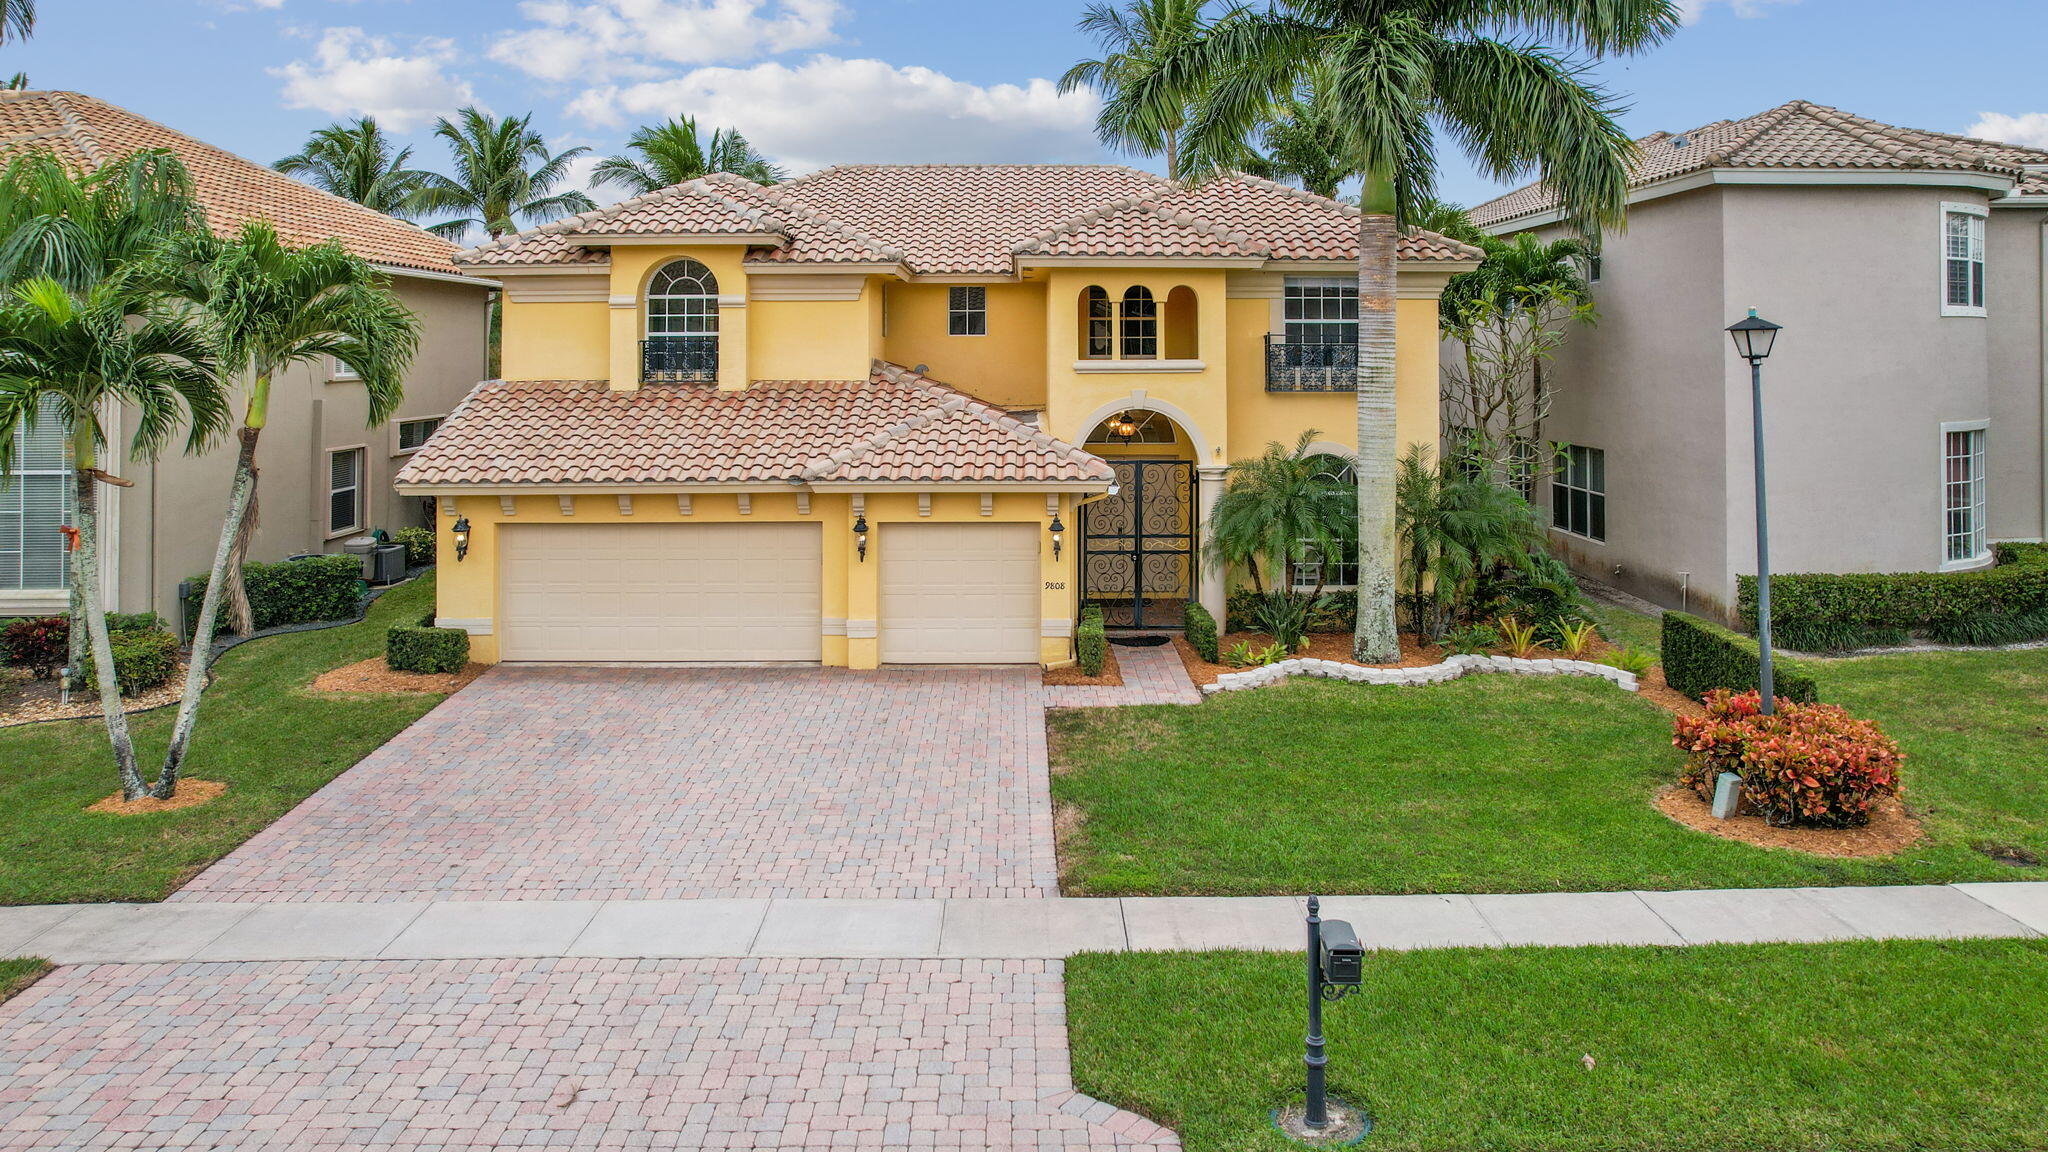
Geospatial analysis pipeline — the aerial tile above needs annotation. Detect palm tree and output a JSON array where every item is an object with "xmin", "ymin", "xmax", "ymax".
[
  {"xmin": 151, "ymin": 222, "xmax": 419, "ymax": 798},
  {"xmin": 592, "ymin": 117, "xmax": 785, "ymax": 193},
  {"xmin": 0, "ymin": 276, "xmax": 224, "ymax": 799},
  {"xmin": 275, "ymin": 117, "xmax": 434, "ymax": 218},
  {"xmin": 1, "ymin": 0, "xmax": 33, "ymax": 44},
  {"xmin": 1394, "ymin": 444, "xmax": 1544, "ymax": 641},
  {"xmin": 1442, "ymin": 230, "xmax": 1592, "ymax": 463},
  {"xmin": 1097, "ymin": 0, "xmax": 1677, "ymax": 661},
  {"xmin": 1407, "ymin": 196, "xmax": 1485, "ymax": 245},
  {"xmin": 1059, "ymin": 0, "xmax": 1209, "ymax": 179},
  {"xmin": 1205, "ymin": 429, "xmax": 1353, "ymax": 596},
  {"xmin": 1241, "ymin": 74, "xmax": 1354, "ymax": 199},
  {"xmin": 407, "ymin": 108, "xmax": 596, "ymax": 241}
]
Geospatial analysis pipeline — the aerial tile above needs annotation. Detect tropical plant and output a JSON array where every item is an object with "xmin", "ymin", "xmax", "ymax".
[
  {"xmin": 1555, "ymin": 619, "xmax": 1600, "ymax": 659},
  {"xmin": 1249, "ymin": 590, "xmax": 1323, "ymax": 652},
  {"xmin": 1096, "ymin": 0, "xmax": 1678, "ymax": 662},
  {"xmin": 1406, "ymin": 196, "xmax": 1485, "ymax": 245},
  {"xmin": 407, "ymin": 107, "xmax": 596, "ymax": 240},
  {"xmin": 1674, "ymin": 690, "xmax": 1903, "ymax": 828},
  {"xmin": 1495, "ymin": 615, "xmax": 1540, "ymax": 659},
  {"xmin": 1206, "ymin": 429, "xmax": 1354, "ymax": 598},
  {"xmin": 1393, "ymin": 444, "xmax": 1546, "ymax": 641},
  {"xmin": 1, "ymin": 0, "xmax": 31, "ymax": 44},
  {"xmin": 274, "ymin": 117, "xmax": 434, "ymax": 218},
  {"xmin": 1597, "ymin": 643, "xmax": 1656, "ymax": 676},
  {"xmin": 1441, "ymin": 283, "xmax": 1594, "ymax": 489},
  {"xmin": 0, "ymin": 275, "xmax": 224, "ymax": 799},
  {"xmin": 1442, "ymin": 621, "xmax": 1498, "ymax": 655},
  {"xmin": 1060, "ymin": 0, "xmax": 1210, "ymax": 178},
  {"xmin": 1239, "ymin": 71, "xmax": 1355, "ymax": 199},
  {"xmin": 592, "ymin": 116, "xmax": 785, "ymax": 193},
  {"xmin": 151, "ymin": 222, "xmax": 419, "ymax": 799},
  {"xmin": 1224, "ymin": 639, "xmax": 1287, "ymax": 668}
]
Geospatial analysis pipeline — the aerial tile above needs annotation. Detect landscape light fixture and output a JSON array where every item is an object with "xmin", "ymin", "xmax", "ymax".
[
  {"xmin": 452, "ymin": 516, "xmax": 471, "ymax": 562},
  {"xmin": 1726, "ymin": 310, "xmax": 1783, "ymax": 717},
  {"xmin": 853, "ymin": 513, "xmax": 869, "ymax": 562},
  {"xmin": 1049, "ymin": 513, "xmax": 1066, "ymax": 560}
]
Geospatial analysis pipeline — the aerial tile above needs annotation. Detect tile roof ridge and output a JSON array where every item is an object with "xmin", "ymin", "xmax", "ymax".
[
  {"xmin": 738, "ymin": 179, "xmax": 908, "ymax": 264},
  {"xmin": 1803, "ymin": 103, "xmax": 2022, "ymax": 173},
  {"xmin": 463, "ymin": 178, "xmax": 790, "ymax": 259},
  {"xmin": 1011, "ymin": 189, "xmax": 1273, "ymax": 256},
  {"xmin": 864, "ymin": 360, "xmax": 1108, "ymax": 472},
  {"xmin": 1702, "ymin": 100, "xmax": 1810, "ymax": 167},
  {"xmin": 36, "ymin": 91, "xmax": 105, "ymax": 169},
  {"xmin": 1212, "ymin": 168, "xmax": 1363, "ymax": 216}
]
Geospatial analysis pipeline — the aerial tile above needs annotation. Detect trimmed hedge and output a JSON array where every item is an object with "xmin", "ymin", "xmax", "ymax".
[
  {"xmin": 82, "ymin": 628, "xmax": 180, "ymax": 696},
  {"xmin": 1739, "ymin": 547, "xmax": 2048, "ymax": 644},
  {"xmin": 187, "ymin": 554, "xmax": 366, "ymax": 634},
  {"xmin": 1663, "ymin": 611, "xmax": 1819, "ymax": 704},
  {"xmin": 2, "ymin": 615, "xmax": 68, "ymax": 678},
  {"xmin": 1183, "ymin": 602, "xmax": 1220, "ymax": 662},
  {"xmin": 386, "ymin": 615, "xmax": 470, "ymax": 674},
  {"xmin": 1076, "ymin": 606, "xmax": 1107, "ymax": 676},
  {"xmin": 393, "ymin": 526, "xmax": 435, "ymax": 568}
]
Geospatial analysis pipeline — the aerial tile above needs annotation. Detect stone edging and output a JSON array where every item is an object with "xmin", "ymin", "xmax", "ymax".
[{"xmin": 1200, "ymin": 652, "xmax": 1639, "ymax": 694}]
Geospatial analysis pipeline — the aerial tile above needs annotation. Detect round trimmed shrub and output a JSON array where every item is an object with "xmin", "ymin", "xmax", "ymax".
[{"xmin": 1673, "ymin": 690, "xmax": 1903, "ymax": 828}]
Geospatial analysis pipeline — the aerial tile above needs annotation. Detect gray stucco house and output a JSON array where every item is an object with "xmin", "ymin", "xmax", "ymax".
[{"xmin": 1468, "ymin": 100, "xmax": 2048, "ymax": 623}]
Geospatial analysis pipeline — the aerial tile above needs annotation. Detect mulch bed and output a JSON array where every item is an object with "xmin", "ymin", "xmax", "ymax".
[
  {"xmin": 88, "ymin": 778, "xmax": 229, "ymax": 816},
  {"xmin": 1043, "ymin": 648, "xmax": 1124, "ymax": 687},
  {"xmin": 0, "ymin": 665, "xmax": 187, "ymax": 729},
  {"xmin": 310, "ymin": 658, "xmax": 488, "ymax": 696},
  {"xmin": 1654, "ymin": 785, "xmax": 1925, "ymax": 858}
]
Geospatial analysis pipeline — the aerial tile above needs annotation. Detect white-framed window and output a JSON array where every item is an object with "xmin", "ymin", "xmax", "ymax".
[
  {"xmin": 1941, "ymin": 420, "xmax": 1989, "ymax": 567},
  {"xmin": 1941, "ymin": 202, "xmax": 1987, "ymax": 316},
  {"xmin": 645, "ymin": 258, "xmax": 720, "ymax": 381},
  {"xmin": 1283, "ymin": 276, "xmax": 1358, "ymax": 344},
  {"xmin": 1550, "ymin": 443, "xmax": 1606, "ymax": 542},
  {"xmin": 394, "ymin": 417, "xmax": 442, "ymax": 455},
  {"xmin": 1120, "ymin": 286, "xmax": 1158, "ymax": 358},
  {"xmin": 1290, "ymin": 540, "xmax": 1359, "ymax": 592},
  {"xmin": 947, "ymin": 286, "xmax": 987, "ymax": 336},
  {"xmin": 329, "ymin": 356, "xmax": 360, "ymax": 381},
  {"xmin": 1082, "ymin": 286, "xmax": 1114, "ymax": 358},
  {"xmin": 327, "ymin": 447, "xmax": 364, "ymax": 537},
  {"xmin": 1, "ymin": 397, "xmax": 73, "ymax": 591}
]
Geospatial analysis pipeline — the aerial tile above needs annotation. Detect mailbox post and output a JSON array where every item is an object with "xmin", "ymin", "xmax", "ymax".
[{"xmin": 1302, "ymin": 895, "xmax": 1363, "ymax": 1131}]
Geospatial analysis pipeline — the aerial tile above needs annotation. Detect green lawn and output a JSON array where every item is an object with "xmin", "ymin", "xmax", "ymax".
[
  {"xmin": 0, "ymin": 575, "xmax": 447, "ymax": 905},
  {"xmin": 0, "ymin": 956, "xmax": 50, "ymax": 1002},
  {"xmin": 1049, "ymin": 646, "xmax": 2048, "ymax": 894},
  {"xmin": 1584, "ymin": 597, "xmax": 1663, "ymax": 656},
  {"xmin": 1067, "ymin": 940, "xmax": 2048, "ymax": 1152}
]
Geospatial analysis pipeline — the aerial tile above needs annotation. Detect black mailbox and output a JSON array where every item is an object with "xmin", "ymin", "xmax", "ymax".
[{"xmin": 1318, "ymin": 919, "xmax": 1363, "ymax": 986}]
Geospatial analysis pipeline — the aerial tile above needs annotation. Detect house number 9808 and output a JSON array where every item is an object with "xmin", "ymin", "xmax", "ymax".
[{"xmin": 1044, "ymin": 581, "xmax": 1066, "ymax": 590}]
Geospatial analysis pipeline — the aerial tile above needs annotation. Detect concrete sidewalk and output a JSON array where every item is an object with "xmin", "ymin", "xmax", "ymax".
[{"xmin": 7, "ymin": 882, "xmax": 2041, "ymax": 965}]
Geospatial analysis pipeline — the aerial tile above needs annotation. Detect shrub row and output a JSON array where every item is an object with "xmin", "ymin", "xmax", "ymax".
[
  {"xmin": 393, "ymin": 526, "xmax": 435, "ymax": 568},
  {"xmin": 186, "ymin": 554, "xmax": 365, "ymax": 635},
  {"xmin": 1076, "ymin": 606, "xmax": 1107, "ymax": 676},
  {"xmin": 1182, "ymin": 602, "xmax": 1220, "ymax": 662},
  {"xmin": 1662, "ymin": 610, "xmax": 1819, "ymax": 704},
  {"xmin": 82, "ymin": 628, "xmax": 181, "ymax": 696},
  {"xmin": 4, "ymin": 613, "xmax": 174, "ymax": 685},
  {"xmin": 1738, "ymin": 546, "xmax": 2048, "ymax": 648},
  {"xmin": 386, "ymin": 615, "xmax": 470, "ymax": 674}
]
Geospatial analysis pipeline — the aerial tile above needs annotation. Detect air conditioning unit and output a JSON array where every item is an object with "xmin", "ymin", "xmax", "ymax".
[{"xmin": 370, "ymin": 542, "xmax": 407, "ymax": 586}]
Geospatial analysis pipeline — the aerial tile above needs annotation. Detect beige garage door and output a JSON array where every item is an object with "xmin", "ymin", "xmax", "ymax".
[
  {"xmin": 499, "ymin": 522, "xmax": 822, "ymax": 662},
  {"xmin": 880, "ymin": 522, "xmax": 1041, "ymax": 664}
]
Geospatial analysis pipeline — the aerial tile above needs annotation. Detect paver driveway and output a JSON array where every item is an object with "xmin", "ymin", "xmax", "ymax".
[{"xmin": 172, "ymin": 665, "xmax": 1057, "ymax": 903}]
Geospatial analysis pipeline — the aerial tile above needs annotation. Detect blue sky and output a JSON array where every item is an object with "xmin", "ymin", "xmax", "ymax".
[{"xmin": 9, "ymin": 0, "xmax": 2048, "ymax": 218}]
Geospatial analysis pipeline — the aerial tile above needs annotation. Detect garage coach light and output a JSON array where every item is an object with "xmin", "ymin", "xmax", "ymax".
[
  {"xmin": 853, "ymin": 513, "xmax": 869, "ymax": 562},
  {"xmin": 452, "ymin": 516, "xmax": 471, "ymax": 562},
  {"xmin": 1049, "ymin": 513, "xmax": 1066, "ymax": 560}
]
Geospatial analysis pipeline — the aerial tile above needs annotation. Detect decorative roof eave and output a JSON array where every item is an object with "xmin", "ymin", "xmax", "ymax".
[
  {"xmin": 804, "ymin": 479, "xmax": 1114, "ymax": 492},
  {"xmin": 578, "ymin": 231, "xmax": 789, "ymax": 246},
  {"xmin": 1481, "ymin": 165, "xmax": 2023, "ymax": 233},
  {"xmin": 744, "ymin": 260, "xmax": 914, "ymax": 280},
  {"xmin": 370, "ymin": 263, "xmax": 501, "ymax": 289},
  {"xmin": 396, "ymin": 480, "xmax": 809, "ymax": 496},
  {"xmin": 477, "ymin": 262, "xmax": 612, "ymax": 275},
  {"xmin": 1014, "ymin": 255, "xmax": 1271, "ymax": 270}
]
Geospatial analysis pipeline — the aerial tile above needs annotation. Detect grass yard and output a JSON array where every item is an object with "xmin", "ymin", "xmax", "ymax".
[
  {"xmin": 1583, "ymin": 597, "xmax": 1663, "ymax": 656},
  {"xmin": 0, "ymin": 575, "xmax": 448, "ymax": 905},
  {"xmin": 1049, "ymin": 646, "xmax": 2048, "ymax": 894},
  {"xmin": 1066, "ymin": 940, "xmax": 2048, "ymax": 1152},
  {"xmin": 0, "ymin": 957, "xmax": 50, "ymax": 1003}
]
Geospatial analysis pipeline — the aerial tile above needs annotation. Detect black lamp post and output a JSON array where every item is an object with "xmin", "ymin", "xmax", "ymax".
[{"xmin": 1727, "ymin": 310, "xmax": 1782, "ymax": 714}]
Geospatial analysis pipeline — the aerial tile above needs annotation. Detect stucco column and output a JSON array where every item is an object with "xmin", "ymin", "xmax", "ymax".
[
  {"xmin": 717, "ymin": 296, "xmax": 748, "ymax": 391},
  {"xmin": 1196, "ymin": 465, "xmax": 1228, "ymax": 625}
]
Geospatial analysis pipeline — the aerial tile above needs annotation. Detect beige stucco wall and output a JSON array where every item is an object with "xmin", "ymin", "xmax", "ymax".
[
  {"xmin": 112, "ymin": 274, "xmax": 492, "ymax": 620},
  {"xmin": 1988, "ymin": 205, "xmax": 2048, "ymax": 544}
]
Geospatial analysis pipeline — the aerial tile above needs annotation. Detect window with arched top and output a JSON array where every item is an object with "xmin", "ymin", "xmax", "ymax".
[
  {"xmin": 1120, "ymin": 286, "xmax": 1157, "ymax": 359},
  {"xmin": 644, "ymin": 258, "xmax": 719, "ymax": 383},
  {"xmin": 1079, "ymin": 286, "xmax": 1113, "ymax": 359}
]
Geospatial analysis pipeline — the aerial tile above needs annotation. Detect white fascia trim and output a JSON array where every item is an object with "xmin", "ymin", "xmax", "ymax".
[
  {"xmin": 436, "ymin": 617, "xmax": 495, "ymax": 636},
  {"xmin": 505, "ymin": 286, "xmax": 608, "ymax": 303},
  {"xmin": 804, "ymin": 480, "xmax": 1112, "ymax": 493},
  {"xmin": 1072, "ymin": 359, "xmax": 1206, "ymax": 374},
  {"xmin": 395, "ymin": 481, "xmax": 811, "ymax": 497},
  {"xmin": 581, "ymin": 232, "xmax": 787, "ymax": 245},
  {"xmin": 901, "ymin": 272, "xmax": 1019, "ymax": 284},
  {"xmin": 1993, "ymin": 194, "xmax": 2048, "ymax": 208},
  {"xmin": 1016, "ymin": 256, "xmax": 1268, "ymax": 270},
  {"xmin": 1482, "ymin": 168, "xmax": 2023, "ymax": 234},
  {"xmin": 1041, "ymin": 619, "xmax": 1074, "ymax": 638},
  {"xmin": 376, "ymin": 264, "xmax": 501, "ymax": 289}
]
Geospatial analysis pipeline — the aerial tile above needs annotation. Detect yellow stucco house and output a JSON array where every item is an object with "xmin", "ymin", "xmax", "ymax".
[{"xmin": 396, "ymin": 165, "xmax": 1478, "ymax": 668}]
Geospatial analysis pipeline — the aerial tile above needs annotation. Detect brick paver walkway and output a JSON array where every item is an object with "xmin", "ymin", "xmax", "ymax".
[
  {"xmin": 173, "ymin": 666, "xmax": 1057, "ymax": 903},
  {"xmin": 1041, "ymin": 642, "xmax": 1201, "ymax": 709},
  {"xmin": 0, "ymin": 957, "xmax": 1175, "ymax": 1150}
]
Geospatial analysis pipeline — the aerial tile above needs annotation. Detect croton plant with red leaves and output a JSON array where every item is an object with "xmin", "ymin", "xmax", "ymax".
[{"xmin": 1673, "ymin": 690, "xmax": 1904, "ymax": 828}]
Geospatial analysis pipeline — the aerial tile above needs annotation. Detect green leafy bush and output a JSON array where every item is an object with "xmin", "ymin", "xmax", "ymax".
[
  {"xmin": 1443, "ymin": 622, "xmax": 1498, "ymax": 655},
  {"xmin": 1994, "ymin": 541, "xmax": 2048, "ymax": 567},
  {"xmin": 1076, "ymin": 606, "xmax": 1107, "ymax": 676},
  {"xmin": 1674, "ymin": 690, "xmax": 1903, "ymax": 828},
  {"xmin": 2, "ymin": 616, "xmax": 68, "ymax": 678},
  {"xmin": 1182, "ymin": 602, "xmax": 1220, "ymax": 662},
  {"xmin": 82, "ymin": 628, "xmax": 180, "ymax": 696},
  {"xmin": 1776, "ymin": 620, "xmax": 1910, "ymax": 654},
  {"xmin": 1740, "ymin": 550, "xmax": 2048, "ymax": 646},
  {"xmin": 393, "ymin": 526, "xmax": 435, "ymax": 568},
  {"xmin": 1224, "ymin": 639, "xmax": 1287, "ymax": 667},
  {"xmin": 386, "ymin": 615, "xmax": 470, "ymax": 674},
  {"xmin": 1926, "ymin": 609, "xmax": 2048, "ymax": 647},
  {"xmin": 106, "ymin": 611, "xmax": 164, "ymax": 634},
  {"xmin": 186, "ymin": 554, "xmax": 365, "ymax": 634},
  {"xmin": 1662, "ymin": 611, "xmax": 1819, "ymax": 703},
  {"xmin": 1250, "ymin": 591, "xmax": 1323, "ymax": 651},
  {"xmin": 1226, "ymin": 587, "xmax": 1352, "ymax": 635},
  {"xmin": 1597, "ymin": 643, "xmax": 1657, "ymax": 676}
]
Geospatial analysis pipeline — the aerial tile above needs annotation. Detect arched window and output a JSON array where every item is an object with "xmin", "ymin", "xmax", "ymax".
[
  {"xmin": 1120, "ymin": 286, "xmax": 1157, "ymax": 359},
  {"xmin": 1079, "ymin": 286, "xmax": 1113, "ymax": 359},
  {"xmin": 644, "ymin": 259, "xmax": 719, "ymax": 383}
]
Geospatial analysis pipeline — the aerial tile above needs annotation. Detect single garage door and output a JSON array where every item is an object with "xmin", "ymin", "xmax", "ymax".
[
  {"xmin": 499, "ymin": 522, "xmax": 822, "ymax": 661},
  {"xmin": 880, "ymin": 522, "xmax": 1041, "ymax": 664}
]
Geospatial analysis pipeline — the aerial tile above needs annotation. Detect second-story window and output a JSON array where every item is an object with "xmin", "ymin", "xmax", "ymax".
[
  {"xmin": 1942, "ymin": 204, "xmax": 1986, "ymax": 316},
  {"xmin": 645, "ymin": 258, "xmax": 720, "ymax": 382},
  {"xmin": 948, "ymin": 286, "xmax": 987, "ymax": 335},
  {"xmin": 1120, "ymin": 286, "xmax": 1158, "ymax": 358},
  {"xmin": 1284, "ymin": 276, "xmax": 1358, "ymax": 343},
  {"xmin": 1082, "ymin": 286, "xmax": 1114, "ymax": 358}
]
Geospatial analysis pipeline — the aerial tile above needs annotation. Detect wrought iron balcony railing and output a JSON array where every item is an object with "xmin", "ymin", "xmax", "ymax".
[
  {"xmin": 1265, "ymin": 336, "xmax": 1358, "ymax": 392},
  {"xmin": 640, "ymin": 337, "xmax": 719, "ymax": 384}
]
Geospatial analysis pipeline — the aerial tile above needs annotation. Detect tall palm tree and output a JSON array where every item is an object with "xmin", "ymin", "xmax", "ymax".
[
  {"xmin": 1059, "ymin": 0, "xmax": 1209, "ymax": 179},
  {"xmin": 1241, "ymin": 73, "xmax": 1355, "ymax": 199},
  {"xmin": 407, "ymin": 108, "xmax": 596, "ymax": 241},
  {"xmin": 1098, "ymin": 0, "xmax": 1677, "ymax": 661},
  {"xmin": 1, "ymin": 0, "xmax": 33, "ymax": 44},
  {"xmin": 0, "ymin": 276, "xmax": 223, "ymax": 799},
  {"xmin": 592, "ymin": 117, "xmax": 785, "ymax": 193},
  {"xmin": 151, "ymin": 222, "xmax": 419, "ymax": 798},
  {"xmin": 275, "ymin": 117, "xmax": 434, "ymax": 218}
]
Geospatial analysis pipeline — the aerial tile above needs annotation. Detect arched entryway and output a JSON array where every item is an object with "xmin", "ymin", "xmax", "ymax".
[{"xmin": 1078, "ymin": 408, "xmax": 1198, "ymax": 629}]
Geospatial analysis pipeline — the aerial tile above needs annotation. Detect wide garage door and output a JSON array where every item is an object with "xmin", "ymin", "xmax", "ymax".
[
  {"xmin": 880, "ymin": 522, "xmax": 1040, "ymax": 664},
  {"xmin": 499, "ymin": 522, "xmax": 822, "ymax": 661}
]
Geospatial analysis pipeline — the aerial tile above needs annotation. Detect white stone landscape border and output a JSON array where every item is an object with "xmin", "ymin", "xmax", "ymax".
[{"xmin": 1200, "ymin": 652, "xmax": 1639, "ymax": 694}]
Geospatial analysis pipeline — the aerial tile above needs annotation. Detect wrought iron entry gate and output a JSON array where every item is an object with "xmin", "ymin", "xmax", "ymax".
[{"xmin": 1082, "ymin": 459, "xmax": 1194, "ymax": 628}]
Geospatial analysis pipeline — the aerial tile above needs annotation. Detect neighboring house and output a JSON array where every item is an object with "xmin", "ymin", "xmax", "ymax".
[
  {"xmin": 398, "ymin": 166, "xmax": 1478, "ymax": 667},
  {"xmin": 0, "ymin": 91, "xmax": 494, "ymax": 621},
  {"xmin": 1467, "ymin": 100, "xmax": 2048, "ymax": 623}
]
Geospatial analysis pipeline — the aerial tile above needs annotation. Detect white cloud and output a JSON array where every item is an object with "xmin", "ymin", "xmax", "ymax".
[
  {"xmin": 1676, "ymin": 0, "xmax": 1798, "ymax": 24},
  {"xmin": 271, "ymin": 28, "xmax": 478, "ymax": 130},
  {"xmin": 1969, "ymin": 111, "xmax": 2048, "ymax": 150},
  {"xmin": 567, "ymin": 56, "xmax": 1103, "ymax": 173},
  {"xmin": 489, "ymin": 0, "xmax": 842, "ymax": 83}
]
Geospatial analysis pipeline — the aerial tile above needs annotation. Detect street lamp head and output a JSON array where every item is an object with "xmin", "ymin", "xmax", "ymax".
[{"xmin": 1727, "ymin": 309, "xmax": 1782, "ymax": 362}]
